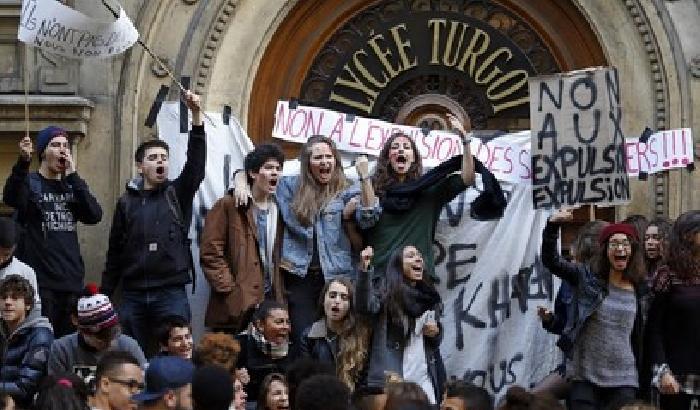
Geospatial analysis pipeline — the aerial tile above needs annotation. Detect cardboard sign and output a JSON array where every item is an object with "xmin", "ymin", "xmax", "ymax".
[
  {"xmin": 18, "ymin": 0, "xmax": 138, "ymax": 59},
  {"xmin": 529, "ymin": 67, "xmax": 631, "ymax": 209},
  {"xmin": 625, "ymin": 128, "xmax": 694, "ymax": 175}
]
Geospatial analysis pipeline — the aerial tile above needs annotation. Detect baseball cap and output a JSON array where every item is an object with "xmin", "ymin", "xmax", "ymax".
[{"xmin": 132, "ymin": 356, "xmax": 194, "ymax": 402}]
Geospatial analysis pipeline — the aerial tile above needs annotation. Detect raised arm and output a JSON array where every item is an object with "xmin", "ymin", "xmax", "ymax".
[
  {"xmin": 174, "ymin": 91, "xmax": 206, "ymax": 204},
  {"xmin": 3, "ymin": 137, "xmax": 33, "ymax": 212},
  {"xmin": 541, "ymin": 209, "xmax": 583, "ymax": 286},
  {"xmin": 355, "ymin": 247, "xmax": 383, "ymax": 315},
  {"xmin": 447, "ymin": 114, "xmax": 475, "ymax": 186}
]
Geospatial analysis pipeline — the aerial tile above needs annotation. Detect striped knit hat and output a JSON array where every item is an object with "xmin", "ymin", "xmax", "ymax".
[{"xmin": 77, "ymin": 292, "xmax": 119, "ymax": 333}]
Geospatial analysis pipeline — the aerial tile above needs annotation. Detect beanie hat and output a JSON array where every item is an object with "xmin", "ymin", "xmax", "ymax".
[
  {"xmin": 191, "ymin": 365, "xmax": 234, "ymax": 410},
  {"xmin": 36, "ymin": 126, "xmax": 68, "ymax": 161},
  {"xmin": 77, "ymin": 290, "xmax": 119, "ymax": 333},
  {"xmin": 599, "ymin": 223, "xmax": 638, "ymax": 244}
]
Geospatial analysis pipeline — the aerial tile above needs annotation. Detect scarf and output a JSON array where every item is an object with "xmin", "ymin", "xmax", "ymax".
[
  {"xmin": 401, "ymin": 281, "xmax": 441, "ymax": 319},
  {"xmin": 380, "ymin": 155, "xmax": 507, "ymax": 220},
  {"xmin": 245, "ymin": 323, "xmax": 289, "ymax": 360}
]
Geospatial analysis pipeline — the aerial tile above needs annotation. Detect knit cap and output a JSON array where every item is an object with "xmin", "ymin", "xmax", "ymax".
[
  {"xmin": 36, "ymin": 126, "xmax": 68, "ymax": 161},
  {"xmin": 77, "ymin": 292, "xmax": 119, "ymax": 334}
]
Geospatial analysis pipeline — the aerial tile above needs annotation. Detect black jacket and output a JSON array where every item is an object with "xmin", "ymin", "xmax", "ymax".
[
  {"xmin": 300, "ymin": 320, "xmax": 337, "ymax": 366},
  {"xmin": 234, "ymin": 333, "xmax": 299, "ymax": 400},
  {"xmin": 0, "ymin": 311, "xmax": 54, "ymax": 408},
  {"xmin": 102, "ymin": 125, "xmax": 206, "ymax": 294},
  {"xmin": 2, "ymin": 161, "xmax": 102, "ymax": 292}
]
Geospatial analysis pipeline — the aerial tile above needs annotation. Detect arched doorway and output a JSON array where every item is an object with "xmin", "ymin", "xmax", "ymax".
[{"xmin": 249, "ymin": 0, "xmax": 607, "ymax": 140}]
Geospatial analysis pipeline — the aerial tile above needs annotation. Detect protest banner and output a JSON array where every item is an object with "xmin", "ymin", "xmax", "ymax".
[
  {"xmin": 160, "ymin": 104, "xmax": 558, "ymax": 400},
  {"xmin": 272, "ymin": 100, "xmax": 532, "ymax": 183},
  {"xmin": 529, "ymin": 67, "xmax": 630, "ymax": 209},
  {"xmin": 157, "ymin": 102, "xmax": 254, "ymax": 340},
  {"xmin": 18, "ymin": 0, "xmax": 138, "ymax": 59},
  {"xmin": 625, "ymin": 128, "xmax": 694, "ymax": 176}
]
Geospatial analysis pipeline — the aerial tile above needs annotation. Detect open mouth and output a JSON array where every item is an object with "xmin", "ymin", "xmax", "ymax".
[
  {"xmin": 613, "ymin": 255, "xmax": 628, "ymax": 263},
  {"xmin": 269, "ymin": 179, "xmax": 278, "ymax": 188},
  {"xmin": 156, "ymin": 166, "xmax": 165, "ymax": 175},
  {"xmin": 396, "ymin": 154, "xmax": 407, "ymax": 164},
  {"xmin": 58, "ymin": 158, "xmax": 66, "ymax": 166}
]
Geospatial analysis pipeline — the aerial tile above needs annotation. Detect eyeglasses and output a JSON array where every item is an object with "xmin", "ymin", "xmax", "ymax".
[
  {"xmin": 608, "ymin": 240, "xmax": 632, "ymax": 249},
  {"xmin": 108, "ymin": 378, "xmax": 144, "ymax": 392}
]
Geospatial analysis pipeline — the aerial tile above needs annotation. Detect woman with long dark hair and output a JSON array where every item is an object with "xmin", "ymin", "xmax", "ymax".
[
  {"xmin": 647, "ymin": 210, "xmax": 700, "ymax": 410},
  {"xmin": 542, "ymin": 210, "xmax": 647, "ymax": 409},
  {"xmin": 356, "ymin": 245, "xmax": 444, "ymax": 404},
  {"xmin": 234, "ymin": 135, "xmax": 378, "ymax": 344},
  {"xmin": 300, "ymin": 277, "xmax": 370, "ymax": 391},
  {"xmin": 362, "ymin": 115, "xmax": 504, "ymax": 281}
]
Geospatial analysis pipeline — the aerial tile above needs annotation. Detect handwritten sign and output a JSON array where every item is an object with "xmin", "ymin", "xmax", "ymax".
[
  {"xmin": 625, "ymin": 128, "xmax": 694, "ymax": 176},
  {"xmin": 18, "ymin": 0, "xmax": 138, "ymax": 59},
  {"xmin": 529, "ymin": 67, "xmax": 631, "ymax": 209}
]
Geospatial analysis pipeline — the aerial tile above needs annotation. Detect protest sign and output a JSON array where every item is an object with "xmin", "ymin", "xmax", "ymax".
[
  {"xmin": 625, "ymin": 128, "xmax": 694, "ymax": 176},
  {"xmin": 529, "ymin": 67, "xmax": 630, "ymax": 209},
  {"xmin": 436, "ymin": 184, "xmax": 558, "ymax": 398},
  {"xmin": 18, "ymin": 0, "xmax": 138, "ymax": 59},
  {"xmin": 273, "ymin": 100, "xmax": 532, "ymax": 182}
]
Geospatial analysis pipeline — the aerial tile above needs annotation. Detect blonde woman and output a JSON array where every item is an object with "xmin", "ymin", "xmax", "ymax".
[{"xmin": 234, "ymin": 135, "xmax": 378, "ymax": 343}]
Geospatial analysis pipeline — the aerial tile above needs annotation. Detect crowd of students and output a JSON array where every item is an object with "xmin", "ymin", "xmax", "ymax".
[{"xmin": 0, "ymin": 89, "xmax": 697, "ymax": 410}]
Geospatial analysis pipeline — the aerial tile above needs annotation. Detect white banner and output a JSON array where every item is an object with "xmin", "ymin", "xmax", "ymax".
[
  {"xmin": 18, "ymin": 0, "xmax": 138, "ymax": 59},
  {"xmin": 435, "ymin": 184, "xmax": 558, "ymax": 397},
  {"xmin": 157, "ymin": 102, "xmax": 254, "ymax": 340}
]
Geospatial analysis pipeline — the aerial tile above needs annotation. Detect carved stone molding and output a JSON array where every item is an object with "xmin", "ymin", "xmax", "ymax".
[
  {"xmin": 182, "ymin": 0, "xmax": 199, "ymax": 4},
  {"xmin": 623, "ymin": 0, "xmax": 670, "ymax": 217},
  {"xmin": 0, "ymin": 95, "xmax": 94, "ymax": 135},
  {"xmin": 193, "ymin": 0, "xmax": 239, "ymax": 94}
]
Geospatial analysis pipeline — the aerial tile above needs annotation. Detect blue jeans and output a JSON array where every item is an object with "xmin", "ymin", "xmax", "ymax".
[{"xmin": 119, "ymin": 286, "xmax": 191, "ymax": 357}]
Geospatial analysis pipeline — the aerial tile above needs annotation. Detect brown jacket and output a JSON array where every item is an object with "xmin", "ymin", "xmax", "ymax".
[{"xmin": 200, "ymin": 193, "xmax": 285, "ymax": 330}]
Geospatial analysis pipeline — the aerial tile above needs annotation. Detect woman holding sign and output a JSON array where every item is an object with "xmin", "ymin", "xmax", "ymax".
[
  {"xmin": 359, "ymin": 114, "xmax": 505, "ymax": 282},
  {"xmin": 647, "ymin": 211, "xmax": 700, "ymax": 410},
  {"xmin": 543, "ymin": 210, "xmax": 647, "ymax": 410}
]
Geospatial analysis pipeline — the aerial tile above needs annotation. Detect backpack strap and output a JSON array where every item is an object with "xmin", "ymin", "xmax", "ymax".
[{"xmin": 164, "ymin": 185, "xmax": 196, "ymax": 294}]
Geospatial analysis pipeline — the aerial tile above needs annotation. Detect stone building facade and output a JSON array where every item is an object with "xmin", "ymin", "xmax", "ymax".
[{"xmin": 0, "ymin": 0, "xmax": 698, "ymax": 278}]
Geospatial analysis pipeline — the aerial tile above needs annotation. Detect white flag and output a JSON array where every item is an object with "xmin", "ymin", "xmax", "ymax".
[{"xmin": 18, "ymin": 0, "xmax": 139, "ymax": 59}]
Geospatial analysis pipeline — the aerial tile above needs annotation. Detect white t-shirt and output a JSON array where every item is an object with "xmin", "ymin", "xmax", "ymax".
[{"xmin": 402, "ymin": 310, "xmax": 436, "ymax": 404}]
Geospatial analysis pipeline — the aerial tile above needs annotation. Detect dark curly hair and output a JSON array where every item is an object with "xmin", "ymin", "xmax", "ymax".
[
  {"xmin": 667, "ymin": 210, "xmax": 700, "ymax": 278},
  {"xmin": 591, "ymin": 230, "xmax": 646, "ymax": 285},
  {"xmin": 371, "ymin": 133, "xmax": 423, "ymax": 198}
]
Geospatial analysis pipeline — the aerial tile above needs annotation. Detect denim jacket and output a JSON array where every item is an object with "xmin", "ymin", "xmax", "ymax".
[
  {"xmin": 540, "ymin": 222, "xmax": 646, "ymax": 369},
  {"xmin": 277, "ymin": 175, "xmax": 380, "ymax": 279}
]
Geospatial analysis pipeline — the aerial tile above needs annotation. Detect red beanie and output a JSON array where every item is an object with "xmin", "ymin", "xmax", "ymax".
[{"xmin": 599, "ymin": 223, "xmax": 638, "ymax": 244}]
